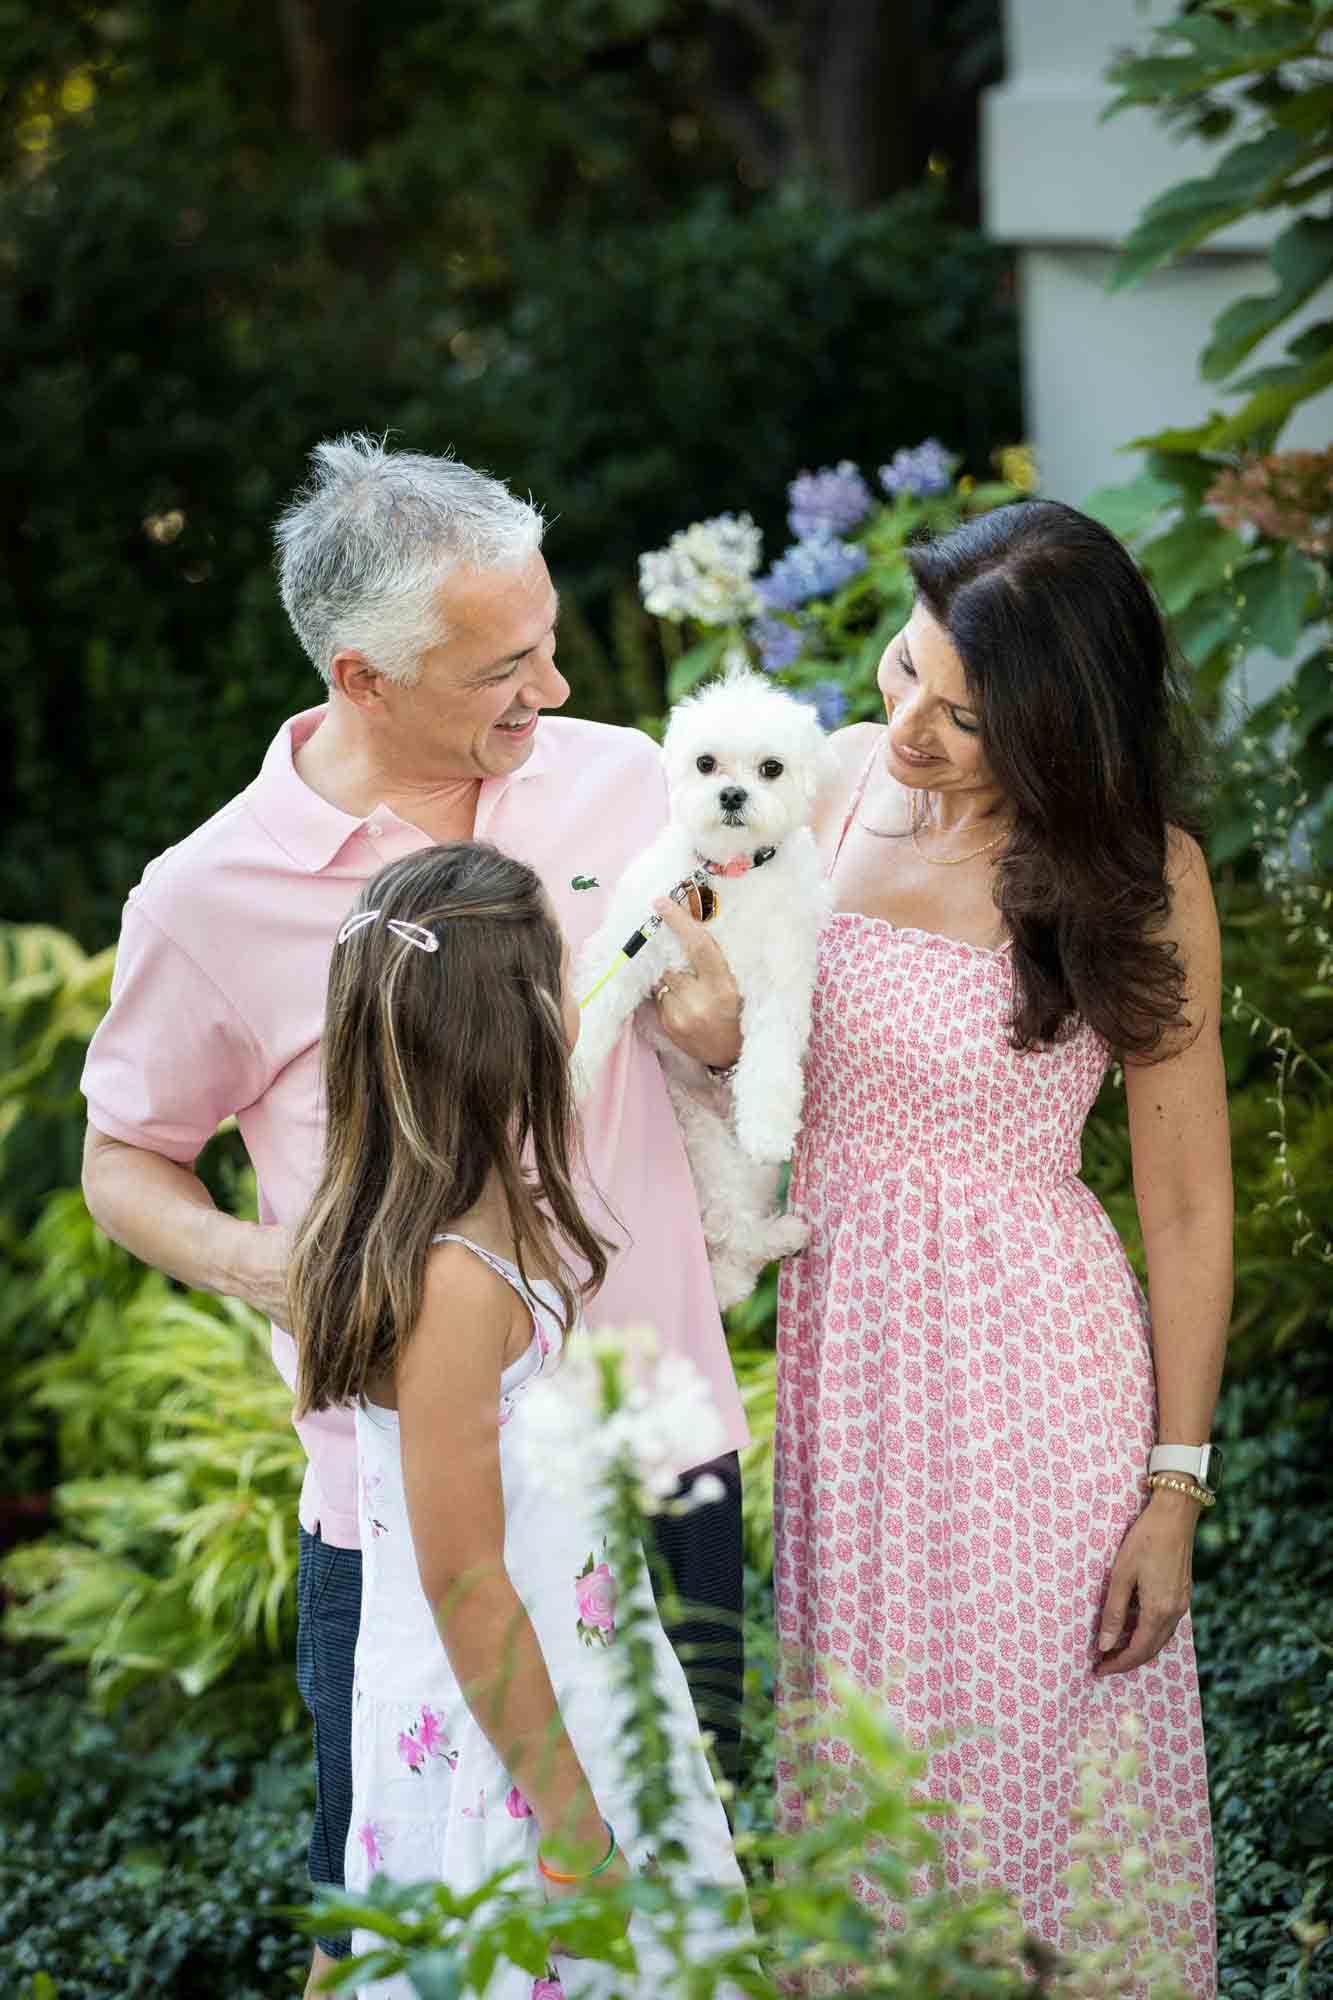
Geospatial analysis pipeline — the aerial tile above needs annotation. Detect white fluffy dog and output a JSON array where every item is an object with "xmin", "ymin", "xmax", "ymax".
[{"xmin": 574, "ymin": 668, "xmax": 836, "ymax": 1307}]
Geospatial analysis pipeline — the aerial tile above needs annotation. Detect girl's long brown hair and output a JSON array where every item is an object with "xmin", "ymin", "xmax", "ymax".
[{"xmin": 292, "ymin": 841, "xmax": 610, "ymax": 1416}]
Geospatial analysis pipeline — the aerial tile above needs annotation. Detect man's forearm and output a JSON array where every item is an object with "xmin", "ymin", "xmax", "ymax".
[{"xmin": 81, "ymin": 1128, "xmax": 290, "ymax": 1322}]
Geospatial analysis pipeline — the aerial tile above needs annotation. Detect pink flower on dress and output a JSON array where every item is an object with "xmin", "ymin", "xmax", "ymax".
[
  {"xmin": 532, "ymin": 1970, "xmax": 565, "ymax": 2000},
  {"xmin": 360, "ymin": 1467, "xmax": 389, "ymax": 1538},
  {"xmin": 506, "ymin": 1784, "xmax": 533, "ymax": 1818},
  {"xmin": 575, "ymin": 1553, "xmax": 617, "ymax": 1645},
  {"xmin": 357, "ymin": 1819, "xmax": 388, "ymax": 1871},
  {"xmin": 418, "ymin": 1705, "xmax": 446, "ymax": 1756},
  {"xmin": 397, "ymin": 1729, "xmax": 426, "ymax": 1773}
]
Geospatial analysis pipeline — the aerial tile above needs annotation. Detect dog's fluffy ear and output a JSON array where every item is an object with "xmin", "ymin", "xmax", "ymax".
[{"xmin": 792, "ymin": 699, "xmax": 843, "ymax": 811}]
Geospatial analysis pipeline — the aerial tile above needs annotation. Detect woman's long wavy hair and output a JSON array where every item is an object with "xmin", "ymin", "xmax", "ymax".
[
  {"xmin": 292, "ymin": 842, "xmax": 610, "ymax": 1416},
  {"xmin": 906, "ymin": 500, "xmax": 1203, "ymax": 1056}
]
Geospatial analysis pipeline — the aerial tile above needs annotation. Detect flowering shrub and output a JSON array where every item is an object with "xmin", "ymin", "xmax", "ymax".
[
  {"xmin": 638, "ymin": 515, "xmax": 764, "ymax": 626},
  {"xmin": 1205, "ymin": 449, "xmax": 1333, "ymax": 562},
  {"xmin": 636, "ymin": 440, "xmax": 1032, "ymax": 731}
]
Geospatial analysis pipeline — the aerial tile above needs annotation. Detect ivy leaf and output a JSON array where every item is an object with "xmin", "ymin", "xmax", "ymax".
[
  {"xmin": 1105, "ymin": 15, "xmax": 1313, "ymax": 117},
  {"xmin": 1236, "ymin": 550, "xmax": 1322, "ymax": 660},
  {"xmin": 406, "ymin": 1950, "xmax": 463, "ymax": 2000},
  {"xmin": 1202, "ymin": 218, "xmax": 1333, "ymax": 381},
  {"xmin": 1174, "ymin": 592, "xmax": 1241, "ymax": 672},
  {"xmin": 1080, "ymin": 469, "xmax": 1177, "ymax": 540},
  {"xmin": 1200, "ymin": 341, "xmax": 1333, "ymax": 450},
  {"xmin": 665, "ymin": 631, "xmax": 727, "ymax": 701},
  {"xmin": 1135, "ymin": 516, "xmax": 1247, "ymax": 616},
  {"xmin": 1111, "ymin": 129, "xmax": 1309, "ymax": 288}
]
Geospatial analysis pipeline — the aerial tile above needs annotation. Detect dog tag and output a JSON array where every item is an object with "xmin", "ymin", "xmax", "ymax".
[{"xmin": 670, "ymin": 876, "xmax": 717, "ymax": 925}]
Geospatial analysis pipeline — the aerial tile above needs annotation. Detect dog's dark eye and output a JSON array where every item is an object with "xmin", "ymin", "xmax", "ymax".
[
  {"xmin": 696, "ymin": 754, "xmax": 717, "ymax": 774},
  {"xmin": 759, "ymin": 759, "xmax": 784, "ymax": 780}
]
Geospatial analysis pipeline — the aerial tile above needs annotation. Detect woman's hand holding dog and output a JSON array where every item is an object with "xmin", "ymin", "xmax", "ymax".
[{"xmin": 651, "ymin": 899, "xmax": 742, "ymax": 1069}]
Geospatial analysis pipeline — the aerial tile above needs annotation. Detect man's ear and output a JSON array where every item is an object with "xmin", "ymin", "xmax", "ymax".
[{"xmin": 329, "ymin": 649, "xmax": 385, "ymax": 711}]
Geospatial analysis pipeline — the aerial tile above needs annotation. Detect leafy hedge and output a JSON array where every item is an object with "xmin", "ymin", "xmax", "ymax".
[
  {"xmin": 1192, "ymin": 1372, "xmax": 1333, "ymax": 1998},
  {"xmin": 0, "ymin": 1650, "xmax": 313, "ymax": 1999}
]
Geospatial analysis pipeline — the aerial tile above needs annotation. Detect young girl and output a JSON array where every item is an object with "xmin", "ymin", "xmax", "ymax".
[{"xmin": 291, "ymin": 841, "xmax": 742, "ymax": 2000}]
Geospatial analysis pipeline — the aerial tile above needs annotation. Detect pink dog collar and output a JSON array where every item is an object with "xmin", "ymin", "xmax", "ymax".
[{"xmin": 695, "ymin": 845, "xmax": 777, "ymax": 879}]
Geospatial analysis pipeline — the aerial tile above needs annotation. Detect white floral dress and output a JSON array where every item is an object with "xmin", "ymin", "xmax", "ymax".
[{"xmin": 345, "ymin": 1234, "xmax": 744, "ymax": 2000}]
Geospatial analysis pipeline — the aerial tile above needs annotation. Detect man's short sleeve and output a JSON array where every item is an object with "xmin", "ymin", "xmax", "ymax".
[{"xmin": 81, "ymin": 894, "xmax": 267, "ymax": 1164}]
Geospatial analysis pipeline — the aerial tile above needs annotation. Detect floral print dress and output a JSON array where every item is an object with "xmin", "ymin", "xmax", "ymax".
[
  {"xmin": 345, "ymin": 1234, "xmax": 743, "ymax": 2000},
  {"xmin": 772, "ymin": 756, "xmax": 1216, "ymax": 1995}
]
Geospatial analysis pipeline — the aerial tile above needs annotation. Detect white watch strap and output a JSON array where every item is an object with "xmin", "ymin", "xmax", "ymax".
[{"xmin": 1148, "ymin": 1444, "xmax": 1214, "ymax": 1485}]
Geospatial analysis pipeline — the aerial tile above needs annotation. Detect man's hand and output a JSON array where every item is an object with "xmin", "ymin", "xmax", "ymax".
[
  {"xmin": 81, "ymin": 1128, "xmax": 295, "ymax": 1326},
  {"xmin": 650, "ymin": 898, "xmax": 742, "ymax": 1070}
]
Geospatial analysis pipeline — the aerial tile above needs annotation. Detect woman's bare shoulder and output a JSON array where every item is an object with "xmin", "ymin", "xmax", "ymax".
[
  {"xmin": 831, "ymin": 720, "xmax": 883, "ymax": 767},
  {"xmin": 813, "ymin": 722, "xmax": 881, "ymax": 842}
]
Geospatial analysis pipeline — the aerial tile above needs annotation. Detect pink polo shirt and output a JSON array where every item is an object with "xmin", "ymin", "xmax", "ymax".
[{"xmin": 82, "ymin": 705, "xmax": 748, "ymax": 1547}]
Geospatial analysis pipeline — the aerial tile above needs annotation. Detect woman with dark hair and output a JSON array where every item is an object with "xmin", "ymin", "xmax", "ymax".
[{"xmin": 774, "ymin": 501, "xmax": 1227, "ymax": 1991}]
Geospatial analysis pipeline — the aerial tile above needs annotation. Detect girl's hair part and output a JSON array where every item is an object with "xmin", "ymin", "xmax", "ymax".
[
  {"xmin": 291, "ymin": 841, "xmax": 610, "ymax": 1416},
  {"xmin": 905, "ymin": 499, "xmax": 1204, "ymax": 1057}
]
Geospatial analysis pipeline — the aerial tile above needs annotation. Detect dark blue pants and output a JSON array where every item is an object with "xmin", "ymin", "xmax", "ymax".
[
  {"xmin": 295, "ymin": 1452, "xmax": 743, "ymax": 1958},
  {"xmin": 295, "ymin": 1527, "xmax": 361, "ymax": 1960}
]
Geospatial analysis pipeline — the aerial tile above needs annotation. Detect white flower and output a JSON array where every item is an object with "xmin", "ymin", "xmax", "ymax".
[
  {"xmin": 513, "ymin": 1325, "xmax": 726, "ymax": 1509},
  {"xmin": 637, "ymin": 514, "xmax": 763, "ymax": 625}
]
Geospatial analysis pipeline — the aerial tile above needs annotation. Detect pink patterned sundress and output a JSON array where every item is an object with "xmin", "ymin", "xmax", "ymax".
[{"xmin": 773, "ymin": 759, "xmax": 1216, "ymax": 1994}]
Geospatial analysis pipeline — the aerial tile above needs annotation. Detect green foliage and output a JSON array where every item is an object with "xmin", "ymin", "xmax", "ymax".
[
  {"xmin": 0, "ymin": 921, "xmax": 254, "ymax": 1492},
  {"xmin": 1082, "ymin": 449, "xmax": 1332, "ymax": 870},
  {"xmin": 1096, "ymin": 5, "xmax": 1333, "ymax": 872},
  {"xmin": 0, "ymin": 926, "xmax": 114, "ymax": 1236},
  {"xmin": 1191, "ymin": 1369, "xmax": 1333, "ymax": 1998},
  {"xmin": 0, "ymin": 1646, "xmax": 313, "ymax": 1999},
  {"xmin": 2, "ymin": 1226, "xmax": 304, "ymax": 1707},
  {"xmin": 1106, "ymin": 1, "xmax": 1333, "ymax": 452}
]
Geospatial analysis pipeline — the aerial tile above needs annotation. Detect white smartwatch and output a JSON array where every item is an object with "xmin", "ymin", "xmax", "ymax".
[{"xmin": 1148, "ymin": 1444, "xmax": 1222, "ymax": 1492}]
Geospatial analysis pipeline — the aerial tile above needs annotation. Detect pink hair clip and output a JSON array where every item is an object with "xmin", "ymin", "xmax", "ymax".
[{"xmin": 336, "ymin": 909, "xmax": 440, "ymax": 953}]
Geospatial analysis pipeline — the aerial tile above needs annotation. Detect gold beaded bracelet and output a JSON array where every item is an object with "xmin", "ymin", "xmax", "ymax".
[{"xmin": 1145, "ymin": 1472, "xmax": 1216, "ymax": 1509}]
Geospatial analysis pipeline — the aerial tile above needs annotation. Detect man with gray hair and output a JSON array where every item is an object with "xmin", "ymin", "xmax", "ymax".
[{"xmin": 80, "ymin": 435, "xmax": 750, "ymax": 1992}]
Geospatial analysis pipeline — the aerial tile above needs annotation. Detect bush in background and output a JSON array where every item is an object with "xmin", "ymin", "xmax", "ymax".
[{"xmin": 0, "ymin": 1648, "xmax": 313, "ymax": 1999}]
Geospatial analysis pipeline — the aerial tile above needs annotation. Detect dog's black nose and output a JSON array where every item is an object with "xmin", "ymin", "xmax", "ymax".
[{"xmin": 719, "ymin": 785, "xmax": 748, "ymax": 812}]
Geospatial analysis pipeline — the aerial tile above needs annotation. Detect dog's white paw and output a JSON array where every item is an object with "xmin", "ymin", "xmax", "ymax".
[
  {"xmin": 756, "ymin": 1212, "xmax": 809, "ymax": 1261},
  {"xmin": 733, "ymin": 1097, "xmax": 800, "ymax": 1166}
]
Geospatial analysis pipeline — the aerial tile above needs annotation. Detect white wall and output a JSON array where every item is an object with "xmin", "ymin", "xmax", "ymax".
[{"xmin": 983, "ymin": 0, "xmax": 1333, "ymax": 508}]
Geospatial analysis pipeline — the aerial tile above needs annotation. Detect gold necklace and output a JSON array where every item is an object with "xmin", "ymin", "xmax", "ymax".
[{"xmin": 910, "ymin": 812, "xmax": 1007, "ymax": 868}]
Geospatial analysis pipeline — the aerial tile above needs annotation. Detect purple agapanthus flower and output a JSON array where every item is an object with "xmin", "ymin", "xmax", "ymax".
[
  {"xmin": 787, "ymin": 460, "xmax": 873, "ymax": 540},
  {"xmin": 750, "ymin": 615, "xmax": 804, "ymax": 674},
  {"xmin": 758, "ymin": 534, "xmax": 868, "ymax": 613},
  {"xmin": 793, "ymin": 681, "xmax": 848, "ymax": 732},
  {"xmin": 879, "ymin": 439, "xmax": 957, "ymax": 499}
]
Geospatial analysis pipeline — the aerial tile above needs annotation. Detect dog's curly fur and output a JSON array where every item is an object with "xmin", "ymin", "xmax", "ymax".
[{"xmin": 574, "ymin": 669, "xmax": 836, "ymax": 1306}]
